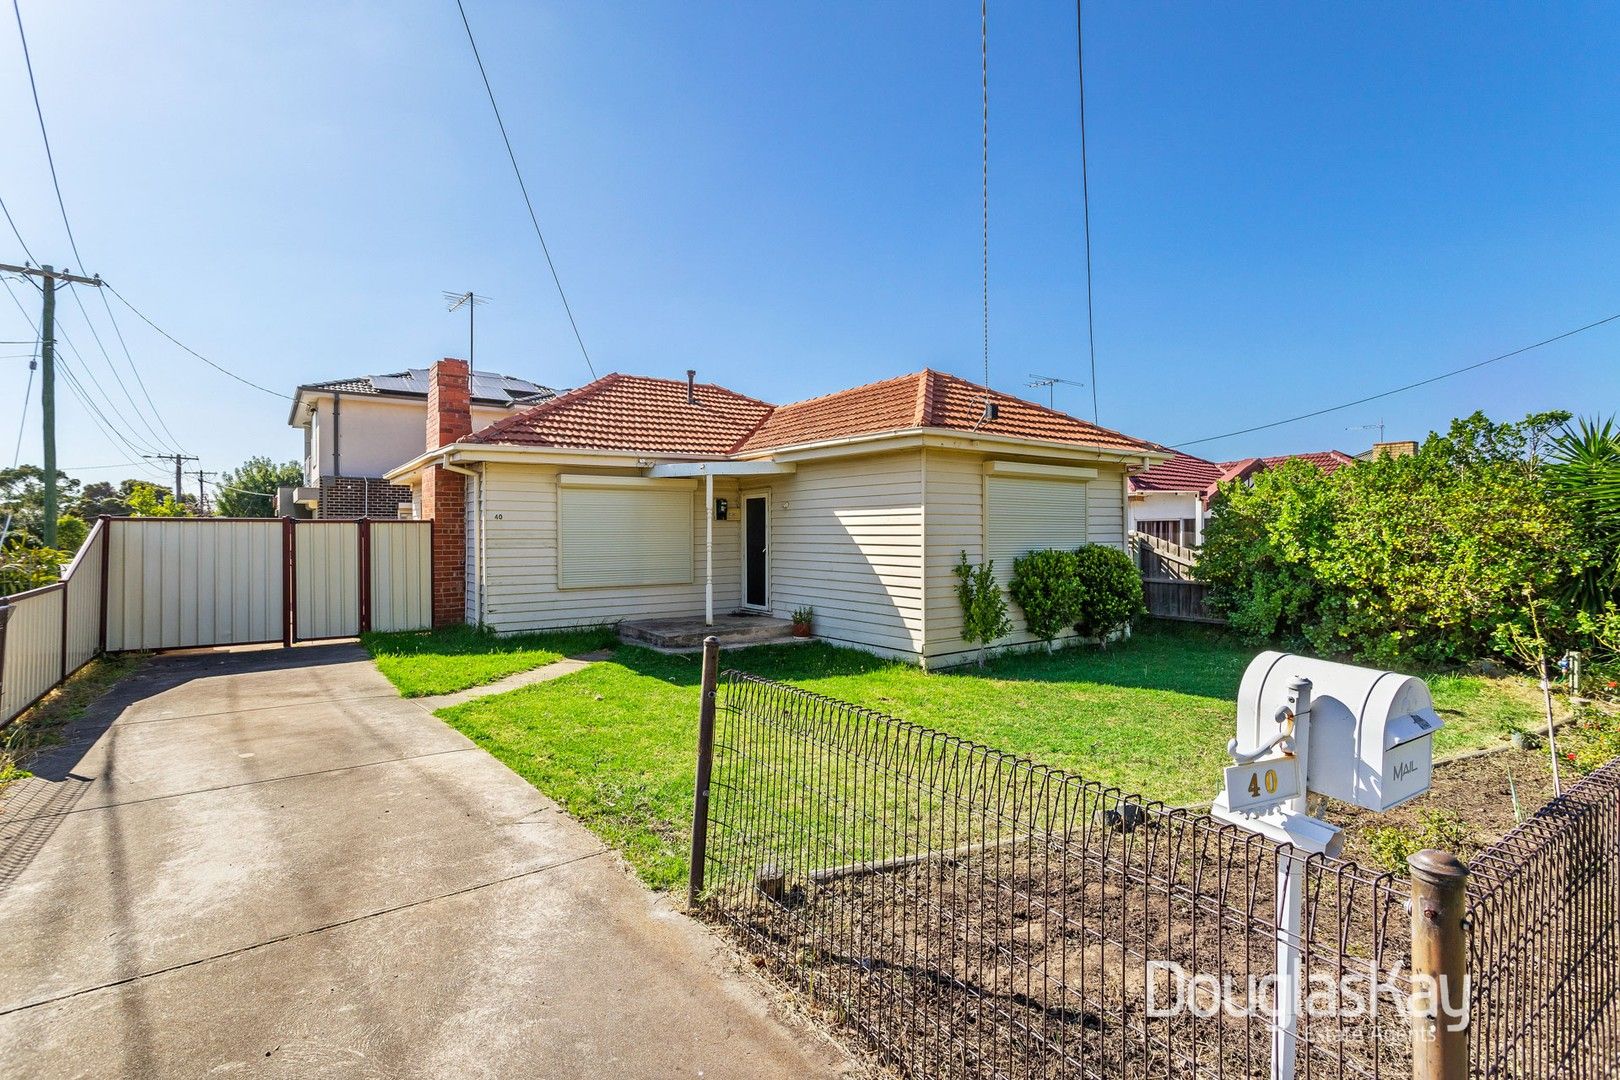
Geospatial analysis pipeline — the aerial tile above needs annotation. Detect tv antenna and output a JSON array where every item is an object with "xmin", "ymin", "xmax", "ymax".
[
  {"xmin": 1026, "ymin": 374, "xmax": 1086, "ymax": 410},
  {"xmin": 444, "ymin": 291, "xmax": 490, "ymax": 366},
  {"xmin": 1346, "ymin": 419, "xmax": 1385, "ymax": 444}
]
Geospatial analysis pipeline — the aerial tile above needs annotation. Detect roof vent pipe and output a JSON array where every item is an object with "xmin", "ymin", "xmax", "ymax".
[{"xmin": 686, "ymin": 369, "xmax": 697, "ymax": 404}]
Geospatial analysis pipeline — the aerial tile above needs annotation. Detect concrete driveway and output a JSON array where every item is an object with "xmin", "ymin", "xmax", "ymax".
[{"xmin": 0, "ymin": 644, "xmax": 854, "ymax": 1079}]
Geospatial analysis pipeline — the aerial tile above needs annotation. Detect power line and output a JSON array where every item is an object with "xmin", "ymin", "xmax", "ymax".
[
  {"xmin": 1074, "ymin": 0, "xmax": 1099, "ymax": 424},
  {"xmin": 57, "ymin": 357, "xmax": 168, "ymax": 463},
  {"xmin": 2, "ymin": 272, "xmax": 168, "ymax": 482},
  {"xmin": 454, "ymin": 0, "xmax": 597, "ymax": 380},
  {"xmin": 203, "ymin": 476, "xmax": 275, "ymax": 499},
  {"xmin": 105, "ymin": 284, "xmax": 291, "ymax": 399},
  {"xmin": 1172, "ymin": 312, "xmax": 1620, "ymax": 450},
  {"xmin": 9, "ymin": 333, "xmax": 36, "ymax": 466},
  {"xmin": 3, "ymin": 273, "xmax": 169, "ymax": 462},
  {"xmin": 10, "ymin": 0, "xmax": 190, "ymax": 456},
  {"xmin": 11, "ymin": 0, "xmax": 85, "ymax": 273},
  {"xmin": 63, "ymin": 282, "xmax": 182, "ymax": 454},
  {"xmin": 0, "ymin": 193, "xmax": 36, "ymax": 265}
]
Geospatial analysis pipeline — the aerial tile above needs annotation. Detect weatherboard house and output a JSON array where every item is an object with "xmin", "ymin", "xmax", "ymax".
[{"xmin": 386, "ymin": 359, "xmax": 1167, "ymax": 668}]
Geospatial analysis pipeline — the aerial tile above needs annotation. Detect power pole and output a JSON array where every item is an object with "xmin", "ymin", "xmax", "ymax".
[
  {"xmin": 189, "ymin": 469, "xmax": 216, "ymax": 514},
  {"xmin": 1, "ymin": 261, "xmax": 104, "ymax": 548},
  {"xmin": 145, "ymin": 452, "xmax": 199, "ymax": 506}
]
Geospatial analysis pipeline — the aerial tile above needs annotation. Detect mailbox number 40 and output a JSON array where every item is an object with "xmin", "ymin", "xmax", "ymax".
[{"xmin": 1247, "ymin": 769, "xmax": 1280, "ymax": 799}]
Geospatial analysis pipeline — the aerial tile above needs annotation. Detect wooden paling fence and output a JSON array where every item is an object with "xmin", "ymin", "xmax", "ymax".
[{"xmin": 1130, "ymin": 531, "xmax": 1221, "ymax": 624}]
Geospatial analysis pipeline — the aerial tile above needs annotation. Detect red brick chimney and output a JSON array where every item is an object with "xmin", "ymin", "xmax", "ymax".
[{"xmin": 422, "ymin": 358, "xmax": 471, "ymax": 627}]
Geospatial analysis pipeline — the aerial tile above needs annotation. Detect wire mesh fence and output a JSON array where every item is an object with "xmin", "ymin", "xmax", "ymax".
[
  {"xmin": 1464, "ymin": 757, "xmax": 1620, "ymax": 1078},
  {"xmin": 697, "ymin": 670, "xmax": 1416, "ymax": 1079}
]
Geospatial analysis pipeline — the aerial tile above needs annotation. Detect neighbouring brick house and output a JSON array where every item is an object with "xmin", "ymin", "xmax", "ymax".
[{"xmin": 285, "ymin": 368, "xmax": 556, "ymax": 519}]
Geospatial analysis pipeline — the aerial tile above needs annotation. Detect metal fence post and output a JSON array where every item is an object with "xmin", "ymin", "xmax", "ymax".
[
  {"xmin": 688, "ymin": 635, "xmax": 720, "ymax": 910},
  {"xmin": 1410, "ymin": 849, "xmax": 1469, "ymax": 1080},
  {"xmin": 0, "ymin": 602, "xmax": 13, "ymax": 721}
]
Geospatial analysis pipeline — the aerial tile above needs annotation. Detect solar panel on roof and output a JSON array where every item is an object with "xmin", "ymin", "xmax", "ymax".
[{"xmin": 370, "ymin": 372, "xmax": 419, "ymax": 394}]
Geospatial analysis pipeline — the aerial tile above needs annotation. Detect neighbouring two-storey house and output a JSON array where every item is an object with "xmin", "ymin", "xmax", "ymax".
[{"xmin": 283, "ymin": 369, "xmax": 555, "ymax": 518}]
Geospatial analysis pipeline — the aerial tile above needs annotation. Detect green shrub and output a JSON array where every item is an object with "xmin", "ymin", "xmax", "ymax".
[
  {"xmin": 953, "ymin": 552, "xmax": 1012, "ymax": 666},
  {"xmin": 1365, "ymin": 809, "xmax": 1471, "ymax": 875},
  {"xmin": 1199, "ymin": 411, "xmax": 1586, "ymax": 667},
  {"xmin": 1009, "ymin": 549, "xmax": 1082, "ymax": 641},
  {"xmin": 1565, "ymin": 712, "xmax": 1620, "ymax": 775},
  {"xmin": 1072, "ymin": 544, "xmax": 1144, "ymax": 642},
  {"xmin": 0, "ymin": 543, "xmax": 64, "ymax": 595}
]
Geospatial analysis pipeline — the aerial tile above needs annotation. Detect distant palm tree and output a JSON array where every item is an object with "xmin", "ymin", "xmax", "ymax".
[{"xmin": 1547, "ymin": 416, "xmax": 1620, "ymax": 614}]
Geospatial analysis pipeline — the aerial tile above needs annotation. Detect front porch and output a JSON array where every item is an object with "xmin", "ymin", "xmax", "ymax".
[{"xmin": 618, "ymin": 612, "xmax": 800, "ymax": 651}]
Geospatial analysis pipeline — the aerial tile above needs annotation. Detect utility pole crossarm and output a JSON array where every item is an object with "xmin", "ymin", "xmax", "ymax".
[{"xmin": 0, "ymin": 263, "xmax": 102, "ymax": 286}]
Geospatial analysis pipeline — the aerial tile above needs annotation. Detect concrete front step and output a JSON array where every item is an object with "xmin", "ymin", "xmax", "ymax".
[{"xmin": 619, "ymin": 614, "xmax": 800, "ymax": 650}]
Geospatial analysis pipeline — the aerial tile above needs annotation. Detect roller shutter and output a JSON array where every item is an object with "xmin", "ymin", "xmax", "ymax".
[
  {"xmin": 559, "ymin": 484, "xmax": 694, "ymax": 588},
  {"xmin": 985, "ymin": 476, "xmax": 1089, "ymax": 584}
]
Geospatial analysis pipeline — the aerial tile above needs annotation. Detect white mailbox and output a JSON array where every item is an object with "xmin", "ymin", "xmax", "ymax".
[{"xmin": 1237, "ymin": 651, "xmax": 1444, "ymax": 813}]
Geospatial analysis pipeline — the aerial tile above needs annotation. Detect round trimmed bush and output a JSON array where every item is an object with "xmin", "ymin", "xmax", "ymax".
[
  {"xmin": 1009, "ymin": 549, "xmax": 1082, "ymax": 641},
  {"xmin": 1073, "ymin": 544, "xmax": 1144, "ymax": 642}
]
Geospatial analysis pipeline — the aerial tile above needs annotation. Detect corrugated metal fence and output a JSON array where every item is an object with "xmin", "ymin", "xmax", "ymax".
[{"xmin": 1, "ymin": 516, "xmax": 432, "ymax": 725}]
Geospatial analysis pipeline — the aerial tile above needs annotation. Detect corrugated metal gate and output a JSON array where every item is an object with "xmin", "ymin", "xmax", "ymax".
[{"xmin": 2, "ymin": 517, "xmax": 433, "ymax": 725}]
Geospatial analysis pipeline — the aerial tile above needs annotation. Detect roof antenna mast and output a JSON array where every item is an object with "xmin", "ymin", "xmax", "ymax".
[
  {"xmin": 979, "ymin": 0, "xmax": 992, "ymax": 424},
  {"xmin": 444, "ymin": 290, "xmax": 490, "ymax": 366}
]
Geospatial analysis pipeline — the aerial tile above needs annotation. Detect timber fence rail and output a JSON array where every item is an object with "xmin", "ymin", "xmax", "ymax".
[
  {"xmin": 693, "ymin": 665, "xmax": 1415, "ymax": 1079},
  {"xmin": 1130, "ymin": 532, "xmax": 1222, "ymax": 625}
]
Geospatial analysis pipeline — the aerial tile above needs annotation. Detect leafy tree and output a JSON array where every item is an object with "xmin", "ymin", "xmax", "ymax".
[
  {"xmin": 953, "ymin": 552, "xmax": 1012, "ymax": 666},
  {"xmin": 126, "ymin": 482, "xmax": 188, "ymax": 517},
  {"xmin": 0, "ymin": 465, "xmax": 80, "ymax": 546},
  {"xmin": 1198, "ymin": 459, "xmax": 1337, "ymax": 646},
  {"xmin": 1199, "ymin": 411, "xmax": 1586, "ymax": 667},
  {"xmin": 75, "ymin": 480, "xmax": 137, "ymax": 519},
  {"xmin": 54, "ymin": 515, "xmax": 88, "ymax": 554},
  {"xmin": 213, "ymin": 457, "xmax": 301, "ymax": 517}
]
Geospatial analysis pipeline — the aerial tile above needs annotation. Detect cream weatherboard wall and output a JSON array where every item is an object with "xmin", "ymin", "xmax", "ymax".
[
  {"xmin": 763, "ymin": 451, "xmax": 925, "ymax": 658},
  {"xmin": 922, "ymin": 449, "xmax": 1128, "ymax": 667},
  {"xmin": 473, "ymin": 463, "xmax": 742, "ymax": 632},
  {"xmin": 463, "ymin": 447, "xmax": 1128, "ymax": 666}
]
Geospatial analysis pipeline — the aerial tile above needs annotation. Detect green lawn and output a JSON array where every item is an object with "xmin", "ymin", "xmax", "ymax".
[
  {"xmin": 434, "ymin": 623, "xmax": 1545, "ymax": 889},
  {"xmin": 361, "ymin": 624, "xmax": 618, "ymax": 697}
]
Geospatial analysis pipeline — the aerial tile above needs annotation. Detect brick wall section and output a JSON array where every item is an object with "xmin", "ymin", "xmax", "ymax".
[
  {"xmin": 316, "ymin": 476, "xmax": 414, "ymax": 520},
  {"xmin": 423, "ymin": 358, "xmax": 472, "ymax": 627}
]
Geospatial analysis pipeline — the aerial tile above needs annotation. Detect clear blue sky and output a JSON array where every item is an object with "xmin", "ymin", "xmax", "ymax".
[{"xmin": 2, "ymin": 1, "xmax": 1617, "ymax": 488}]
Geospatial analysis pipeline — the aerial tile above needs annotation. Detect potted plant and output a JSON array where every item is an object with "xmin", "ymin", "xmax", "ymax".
[{"xmin": 790, "ymin": 606, "xmax": 814, "ymax": 637}]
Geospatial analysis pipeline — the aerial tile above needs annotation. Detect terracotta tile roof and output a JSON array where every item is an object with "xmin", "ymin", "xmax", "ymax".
[
  {"xmin": 462, "ymin": 373, "xmax": 774, "ymax": 454},
  {"xmin": 736, "ymin": 370, "xmax": 1160, "ymax": 454},
  {"xmin": 1130, "ymin": 449, "xmax": 1357, "ymax": 498},
  {"xmin": 1129, "ymin": 452, "xmax": 1225, "ymax": 493},
  {"xmin": 1244, "ymin": 450, "xmax": 1358, "ymax": 474},
  {"xmin": 461, "ymin": 368, "xmax": 1161, "ymax": 458}
]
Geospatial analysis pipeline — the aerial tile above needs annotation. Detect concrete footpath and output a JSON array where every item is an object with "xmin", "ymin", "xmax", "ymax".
[{"xmin": 0, "ymin": 644, "xmax": 855, "ymax": 1079}]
